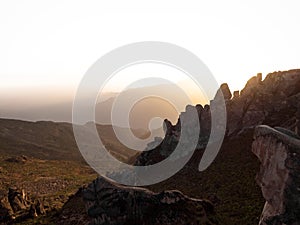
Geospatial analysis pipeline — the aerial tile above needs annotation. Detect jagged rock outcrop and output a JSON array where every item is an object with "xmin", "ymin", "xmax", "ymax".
[
  {"xmin": 0, "ymin": 188, "xmax": 45, "ymax": 222},
  {"xmin": 83, "ymin": 176, "xmax": 217, "ymax": 225},
  {"xmin": 135, "ymin": 69, "xmax": 300, "ymax": 166},
  {"xmin": 252, "ymin": 125, "xmax": 300, "ymax": 225},
  {"xmin": 232, "ymin": 90, "xmax": 240, "ymax": 99},
  {"xmin": 135, "ymin": 102, "xmax": 212, "ymax": 166},
  {"xmin": 240, "ymin": 73, "xmax": 262, "ymax": 96},
  {"xmin": 218, "ymin": 83, "xmax": 232, "ymax": 100},
  {"xmin": 227, "ymin": 70, "xmax": 300, "ymax": 135}
]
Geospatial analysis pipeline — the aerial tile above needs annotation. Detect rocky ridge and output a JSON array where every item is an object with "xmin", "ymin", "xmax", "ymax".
[{"xmin": 135, "ymin": 69, "xmax": 300, "ymax": 166}]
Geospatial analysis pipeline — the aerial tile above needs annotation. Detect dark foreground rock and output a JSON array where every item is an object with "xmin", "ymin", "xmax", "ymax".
[
  {"xmin": 83, "ymin": 176, "xmax": 217, "ymax": 225},
  {"xmin": 252, "ymin": 125, "xmax": 300, "ymax": 225},
  {"xmin": 55, "ymin": 187, "xmax": 90, "ymax": 225}
]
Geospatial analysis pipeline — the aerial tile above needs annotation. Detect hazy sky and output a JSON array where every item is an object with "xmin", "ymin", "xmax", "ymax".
[{"xmin": 1, "ymin": 0, "xmax": 300, "ymax": 107}]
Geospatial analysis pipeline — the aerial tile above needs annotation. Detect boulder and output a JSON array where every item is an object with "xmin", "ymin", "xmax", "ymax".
[
  {"xmin": 252, "ymin": 125, "xmax": 300, "ymax": 225},
  {"xmin": 83, "ymin": 176, "xmax": 217, "ymax": 225}
]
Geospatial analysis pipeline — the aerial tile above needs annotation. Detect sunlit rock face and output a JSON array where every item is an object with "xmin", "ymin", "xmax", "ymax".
[
  {"xmin": 83, "ymin": 176, "xmax": 217, "ymax": 225},
  {"xmin": 227, "ymin": 70, "xmax": 300, "ymax": 136},
  {"xmin": 216, "ymin": 83, "xmax": 232, "ymax": 101},
  {"xmin": 252, "ymin": 125, "xmax": 300, "ymax": 225}
]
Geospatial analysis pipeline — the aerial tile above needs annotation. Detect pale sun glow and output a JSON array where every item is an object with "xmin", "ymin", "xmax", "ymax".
[{"xmin": 1, "ymin": 0, "xmax": 300, "ymax": 121}]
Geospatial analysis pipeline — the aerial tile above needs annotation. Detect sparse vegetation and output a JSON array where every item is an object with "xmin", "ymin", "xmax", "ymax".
[
  {"xmin": 146, "ymin": 129, "xmax": 265, "ymax": 225},
  {"xmin": 0, "ymin": 154, "xmax": 97, "ymax": 224}
]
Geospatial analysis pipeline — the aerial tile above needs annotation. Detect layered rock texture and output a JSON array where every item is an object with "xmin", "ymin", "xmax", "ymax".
[
  {"xmin": 252, "ymin": 125, "xmax": 300, "ymax": 225},
  {"xmin": 83, "ymin": 176, "xmax": 217, "ymax": 225}
]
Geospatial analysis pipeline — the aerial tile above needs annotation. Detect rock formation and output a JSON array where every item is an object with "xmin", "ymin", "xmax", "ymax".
[
  {"xmin": 135, "ymin": 69, "xmax": 300, "ymax": 166},
  {"xmin": 227, "ymin": 70, "xmax": 300, "ymax": 135},
  {"xmin": 83, "ymin": 176, "xmax": 217, "ymax": 225},
  {"xmin": 252, "ymin": 125, "xmax": 300, "ymax": 225},
  {"xmin": 0, "ymin": 188, "xmax": 45, "ymax": 222},
  {"xmin": 232, "ymin": 90, "xmax": 240, "ymax": 99},
  {"xmin": 218, "ymin": 83, "xmax": 232, "ymax": 100}
]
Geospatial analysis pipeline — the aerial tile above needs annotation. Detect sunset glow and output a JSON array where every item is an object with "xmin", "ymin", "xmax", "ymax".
[{"xmin": 1, "ymin": 0, "xmax": 300, "ymax": 121}]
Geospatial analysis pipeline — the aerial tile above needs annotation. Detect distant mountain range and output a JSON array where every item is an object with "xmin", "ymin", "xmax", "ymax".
[
  {"xmin": 0, "ymin": 118, "xmax": 152, "ymax": 163},
  {"xmin": 0, "ymin": 83, "xmax": 205, "ymax": 131}
]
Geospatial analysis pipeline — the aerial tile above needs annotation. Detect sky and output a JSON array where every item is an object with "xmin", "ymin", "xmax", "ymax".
[{"xmin": 0, "ymin": 0, "xmax": 300, "ymax": 109}]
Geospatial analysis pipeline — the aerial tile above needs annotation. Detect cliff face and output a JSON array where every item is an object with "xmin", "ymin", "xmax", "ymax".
[{"xmin": 252, "ymin": 125, "xmax": 300, "ymax": 225}]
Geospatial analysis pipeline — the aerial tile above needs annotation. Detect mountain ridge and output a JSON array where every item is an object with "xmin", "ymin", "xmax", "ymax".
[
  {"xmin": 0, "ymin": 118, "xmax": 146, "ymax": 163},
  {"xmin": 1, "ymin": 69, "xmax": 300, "ymax": 224}
]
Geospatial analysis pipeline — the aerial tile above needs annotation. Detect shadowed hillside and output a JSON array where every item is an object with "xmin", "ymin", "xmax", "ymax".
[{"xmin": 0, "ymin": 119, "xmax": 144, "ymax": 163}]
